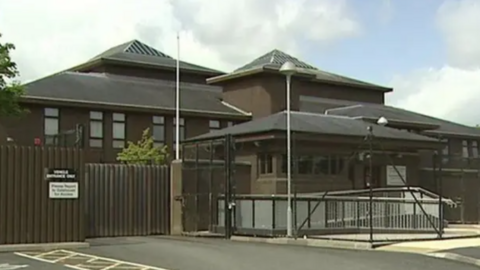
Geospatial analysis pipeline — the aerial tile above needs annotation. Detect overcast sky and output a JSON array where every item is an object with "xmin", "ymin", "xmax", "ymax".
[{"xmin": 0, "ymin": 0, "xmax": 479, "ymax": 125}]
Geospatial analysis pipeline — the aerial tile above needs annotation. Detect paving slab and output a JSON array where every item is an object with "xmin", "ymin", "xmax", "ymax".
[
  {"xmin": 440, "ymin": 246, "xmax": 480, "ymax": 260},
  {"xmin": 378, "ymin": 237, "xmax": 480, "ymax": 253}
]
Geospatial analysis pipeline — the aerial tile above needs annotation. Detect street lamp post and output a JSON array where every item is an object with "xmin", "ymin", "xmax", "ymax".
[
  {"xmin": 280, "ymin": 61, "xmax": 297, "ymax": 238},
  {"xmin": 368, "ymin": 116, "xmax": 388, "ymax": 245}
]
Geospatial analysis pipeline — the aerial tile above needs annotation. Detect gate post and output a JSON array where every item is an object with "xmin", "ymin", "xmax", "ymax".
[{"xmin": 170, "ymin": 160, "xmax": 183, "ymax": 235}]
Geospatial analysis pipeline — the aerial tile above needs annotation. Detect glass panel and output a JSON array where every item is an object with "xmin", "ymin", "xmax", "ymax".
[
  {"xmin": 313, "ymin": 156, "xmax": 329, "ymax": 174},
  {"xmin": 153, "ymin": 116, "xmax": 164, "ymax": 124},
  {"xmin": 154, "ymin": 142, "xmax": 164, "ymax": 148},
  {"xmin": 45, "ymin": 135, "xmax": 56, "ymax": 146},
  {"xmin": 153, "ymin": 125, "xmax": 165, "ymax": 142},
  {"xmin": 462, "ymin": 140, "xmax": 469, "ymax": 158},
  {"xmin": 209, "ymin": 120, "xmax": 220, "ymax": 129},
  {"xmin": 90, "ymin": 111, "xmax": 103, "ymax": 120},
  {"xmin": 441, "ymin": 139, "xmax": 449, "ymax": 163},
  {"xmin": 260, "ymin": 154, "xmax": 273, "ymax": 173},
  {"xmin": 90, "ymin": 121, "xmax": 103, "ymax": 138},
  {"xmin": 173, "ymin": 126, "xmax": 185, "ymax": 142},
  {"xmin": 472, "ymin": 141, "xmax": 479, "ymax": 158},
  {"xmin": 113, "ymin": 113, "xmax": 125, "ymax": 122},
  {"xmin": 330, "ymin": 157, "xmax": 344, "ymax": 175},
  {"xmin": 281, "ymin": 154, "xmax": 287, "ymax": 173},
  {"xmin": 89, "ymin": 139, "xmax": 103, "ymax": 148},
  {"xmin": 113, "ymin": 122, "xmax": 125, "ymax": 139},
  {"xmin": 113, "ymin": 140, "xmax": 125, "ymax": 149},
  {"xmin": 44, "ymin": 108, "xmax": 59, "ymax": 117},
  {"xmin": 298, "ymin": 156, "xmax": 313, "ymax": 174},
  {"xmin": 173, "ymin": 117, "xmax": 185, "ymax": 126},
  {"xmin": 44, "ymin": 118, "xmax": 59, "ymax": 135}
]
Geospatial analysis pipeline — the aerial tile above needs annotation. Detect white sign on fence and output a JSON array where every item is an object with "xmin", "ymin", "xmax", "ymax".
[
  {"xmin": 49, "ymin": 182, "xmax": 78, "ymax": 199},
  {"xmin": 386, "ymin": 165, "xmax": 407, "ymax": 186}
]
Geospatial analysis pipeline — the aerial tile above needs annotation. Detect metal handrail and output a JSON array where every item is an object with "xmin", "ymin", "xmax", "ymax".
[{"xmin": 221, "ymin": 186, "xmax": 456, "ymax": 205}]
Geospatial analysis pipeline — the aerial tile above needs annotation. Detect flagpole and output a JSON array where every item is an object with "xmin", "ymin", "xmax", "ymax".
[{"xmin": 175, "ymin": 32, "xmax": 180, "ymax": 160}]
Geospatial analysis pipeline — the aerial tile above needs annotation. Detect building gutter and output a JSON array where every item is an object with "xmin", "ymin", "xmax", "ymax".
[{"xmin": 21, "ymin": 96, "xmax": 251, "ymax": 119}]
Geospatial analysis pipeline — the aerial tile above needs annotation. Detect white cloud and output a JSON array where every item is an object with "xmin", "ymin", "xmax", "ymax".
[
  {"xmin": 437, "ymin": 0, "xmax": 480, "ymax": 69},
  {"xmin": 0, "ymin": 0, "xmax": 360, "ymax": 82},
  {"xmin": 377, "ymin": 0, "xmax": 394, "ymax": 25},
  {"xmin": 388, "ymin": 0, "xmax": 480, "ymax": 126},
  {"xmin": 388, "ymin": 66, "xmax": 480, "ymax": 125}
]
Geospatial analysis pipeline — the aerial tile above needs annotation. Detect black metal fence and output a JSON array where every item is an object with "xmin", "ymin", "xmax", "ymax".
[
  {"xmin": 212, "ymin": 187, "xmax": 455, "ymax": 242},
  {"xmin": 45, "ymin": 124, "xmax": 85, "ymax": 148},
  {"xmin": 180, "ymin": 135, "xmax": 241, "ymax": 237}
]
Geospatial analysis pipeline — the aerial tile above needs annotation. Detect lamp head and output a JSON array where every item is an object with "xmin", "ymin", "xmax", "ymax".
[
  {"xmin": 377, "ymin": 116, "xmax": 388, "ymax": 126},
  {"xmin": 280, "ymin": 61, "xmax": 297, "ymax": 76}
]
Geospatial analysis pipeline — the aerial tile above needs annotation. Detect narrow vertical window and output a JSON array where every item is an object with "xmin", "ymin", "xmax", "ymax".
[
  {"xmin": 44, "ymin": 108, "xmax": 59, "ymax": 145},
  {"xmin": 89, "ymin": 111, "xmax": 103, "ymax": 148},
  {"xmin": 112, "ymin": 113, "xmax": 126, "ymax": 148},
  {"xmin": 153, "ymin": 116, "xmax": 165, "ymax": 147}
]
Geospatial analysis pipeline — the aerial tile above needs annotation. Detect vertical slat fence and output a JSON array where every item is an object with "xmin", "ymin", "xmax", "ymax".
[
  {"xmin": 84, "ymin": 164, "xmax": 170, "ymax": 238},
  {"xmin": 0, "ymin": 145, "xmax": 85, "ymax": 244}
]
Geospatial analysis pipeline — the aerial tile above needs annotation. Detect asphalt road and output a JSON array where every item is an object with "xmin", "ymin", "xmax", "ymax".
[
  {"xmin": 0, "ymin": 252, "xmax": 68, "ymax": 269},
  {"xmin": 444, "ymin": 246, "xmax": 480, "ymax": 259},
  {"xmin": 69, "ymin": 236, "xmax": 480, "ymax": 270}
]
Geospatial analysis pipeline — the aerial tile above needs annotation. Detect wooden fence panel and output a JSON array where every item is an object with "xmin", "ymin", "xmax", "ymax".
[
  {"xmin": 85, "ymin": 164, "xmax": 170, "ymax": 238},
  {"xmin": 0, "ymin": 146, "xmax": 85, "ymax": 244}
]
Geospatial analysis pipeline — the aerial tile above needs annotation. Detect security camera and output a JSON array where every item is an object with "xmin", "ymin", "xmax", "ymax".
[{"xmin": 377, "ymin": 116, "xmax": 388, "ymax": 126}]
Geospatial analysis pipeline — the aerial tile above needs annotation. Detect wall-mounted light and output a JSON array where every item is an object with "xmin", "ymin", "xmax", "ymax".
[{"xmin": 377, "ymin": 116, "xmax": 388, "ymax": 126}]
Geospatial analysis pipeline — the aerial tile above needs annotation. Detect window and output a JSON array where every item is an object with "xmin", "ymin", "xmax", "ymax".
[
  {"xmin": 209, "ymin": 120, "xmax": 221, "ymax": 131},
  {"xmin": 112, "ymin": 113, "xmax": 126, "ymax": 148},
  {"xmin": 258, "ymin": 154, "xmax": 273, "ymax": 174},
  {"xmin": 441, "ymin": 139, "xmax": 449, "ymax": 163},
  {"xmin": 329, "ymin": 157, "xmax": 344, "ymax": 175},
  {"xmin": 152, "ymin": 116, "xmax": 165, "ymax": 147},
  {"xmin": 313, "ymin": 156, "xmax": 329, "ymax": 175},
  {"xmin": 89, "ymin": 111, "xmax": 103, "ymax": 148},
  {"xmin": 173, "ymin": 117, "xmax": 185, "ymax": 148},
  {"xmin": 471, "ymin": 141, "xmax": 479, "ymax": 158},
  {"xmin": 282, "ymin": 155, "xmax": 344, "ymax": 175},
  {"xmin": 298, "ymin": 156, "xmax": 313, "ymax": 174},
  {"xmin": 44, "ymin": 108, "xmax": 59, "ymax": 145},
  {"xmin": 227, "ymin": 121, "xmax": 234, "ymax": 127},
  {"xmin": 462, "ymin": 140, "xmax": 469, "ymax": 158}
]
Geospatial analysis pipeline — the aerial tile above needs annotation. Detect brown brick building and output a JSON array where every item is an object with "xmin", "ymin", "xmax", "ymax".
[{"xmin": 2, "ymin": 40, "xmax": 480, "ymax": 222}]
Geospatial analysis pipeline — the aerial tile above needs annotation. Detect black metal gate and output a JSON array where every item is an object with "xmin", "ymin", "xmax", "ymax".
[{"xmin": 180, "ymin": 134, "xmax": 237, "ymax": 238}]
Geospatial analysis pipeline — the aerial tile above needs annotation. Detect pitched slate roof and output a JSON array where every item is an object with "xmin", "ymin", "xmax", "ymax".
[
  {"xmin": 299, "ymin": 96, "xmax": 361, "ymax": 114},
  {"xmin": 187, "ymin": 111, "xmax": 439, "ymax": 143},
  {"xmin": 75, "ymin": 40, "xmax": 224, "ymax": 75},
  {"xmin": 324, "ymin": 104, "xmax": 480, "ymax": 138},
  {"xmin": 235, "ymin": 49, "xmax": 318, "ymax": 72},
  {"xmin": 208, "ymin": 49, "xmax": 392, "ymax": 91},
  {"xmin": 23, "ymin": 72, "xmax": 248, "ymax": 117}
]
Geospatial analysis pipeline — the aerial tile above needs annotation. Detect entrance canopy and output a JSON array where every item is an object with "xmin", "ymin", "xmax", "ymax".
[{"xmin": 187, "ymin": 111, "xmax": 441, "ymax": 147}]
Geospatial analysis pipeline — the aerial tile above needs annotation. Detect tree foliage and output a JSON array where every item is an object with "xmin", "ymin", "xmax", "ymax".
[
  {"xmin": 0, "ymin": 33, "xmax": 25, "ymax": 117},
  {"xmin": 117, "ymin": 128, "xmax": 169, "ymax": 165}
]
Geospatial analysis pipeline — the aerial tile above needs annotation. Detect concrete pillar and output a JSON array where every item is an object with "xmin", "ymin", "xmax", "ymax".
[{"xmin": 170, "ymin": 160, "xmax": 183, "ymax": 235}]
